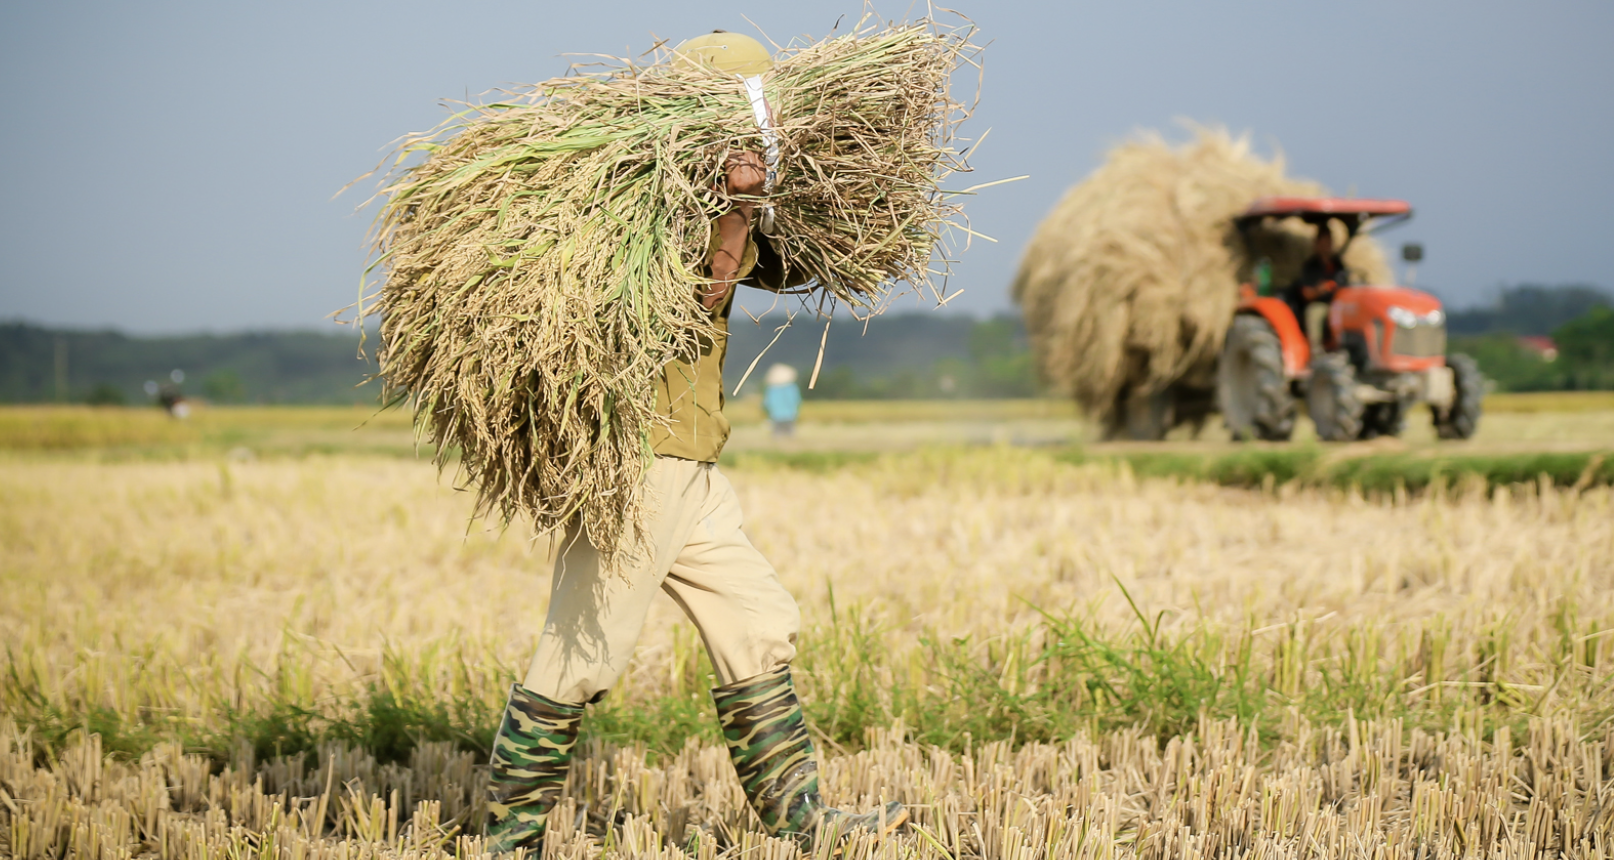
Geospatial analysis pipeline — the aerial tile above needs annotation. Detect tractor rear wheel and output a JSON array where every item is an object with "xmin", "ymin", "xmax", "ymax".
[
  {"xmin": 1307, "ymin": 352, "xmax": 1364, "ymax": 442},
  {"xmin": 1217, "ymin": 315, "xmax": 1296, "ymax": 441},
  {"xmin": 1434, "ymin": 353, "xmax": 1484, "ymax": 439}
]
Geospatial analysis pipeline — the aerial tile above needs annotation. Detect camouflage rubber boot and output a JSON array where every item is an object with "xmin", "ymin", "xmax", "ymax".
[
  {"xmin": 486, "ymin": 684, "xmax": 585, "ymax": 855},
  {"xmin": 712, "ymin": 665, "xmax": 908, "ymax": 846}
]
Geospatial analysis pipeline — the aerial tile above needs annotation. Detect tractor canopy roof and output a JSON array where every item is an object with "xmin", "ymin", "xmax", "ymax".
[{"xmin": 1234, "ymin": 197, "xmax": 1412, "ymax": 235}]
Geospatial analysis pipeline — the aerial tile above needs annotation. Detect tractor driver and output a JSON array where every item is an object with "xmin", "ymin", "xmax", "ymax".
[{"xmin": 1286, "ymin": 221, "xmax": 1349, "ymax": 346}]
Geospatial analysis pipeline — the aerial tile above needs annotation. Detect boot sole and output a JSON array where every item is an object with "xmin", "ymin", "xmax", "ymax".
[
  {"xmin": 817, "ymin": 805, "xmax": 910, "ymax": 855},
  {"xmin": 834, "ymin": 806, "xmax": 908, "ymax": 849},
  {"xmin": 876, "ymin": 806, "xmax": 909, "ymax": 839}
]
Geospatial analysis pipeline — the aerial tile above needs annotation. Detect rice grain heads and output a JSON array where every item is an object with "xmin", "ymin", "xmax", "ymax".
[
  {"xmin": 360, "ymin": 20, "xmax": 978, "ymax": 563},
  {"xmin": 1012, "ymin": 128, "xmax": 1390, "ymax": 435}
]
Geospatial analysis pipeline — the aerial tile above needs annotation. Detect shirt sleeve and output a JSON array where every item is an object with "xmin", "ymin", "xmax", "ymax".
[{"xmin": 741, "ymin": 231, "xmax": 813, "ymax": 293}]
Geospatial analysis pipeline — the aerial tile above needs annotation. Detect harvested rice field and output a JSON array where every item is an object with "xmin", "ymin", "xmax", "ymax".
[{"xmin": 3, "ymin": 408, "xmax": 1614, "ymax": 858}]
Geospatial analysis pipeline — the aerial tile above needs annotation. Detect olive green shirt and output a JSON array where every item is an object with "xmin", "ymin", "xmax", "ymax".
[{"xmin": 648, "ymin": 230, "xmax": 759, "ymax": 462}]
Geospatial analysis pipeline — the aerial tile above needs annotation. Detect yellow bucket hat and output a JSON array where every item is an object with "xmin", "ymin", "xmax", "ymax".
[{"xmin": 672, "ymin": 31, "xmax": 774, "ymax": 77}]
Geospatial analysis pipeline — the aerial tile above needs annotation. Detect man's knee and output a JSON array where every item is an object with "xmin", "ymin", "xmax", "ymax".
[
  {"xmin": 754, "ymin": 588, "xmax": 802, "ymax": 664},
  {"xmin": 774, "ymin": 593, "xmax": 802, "ymax": 645}
]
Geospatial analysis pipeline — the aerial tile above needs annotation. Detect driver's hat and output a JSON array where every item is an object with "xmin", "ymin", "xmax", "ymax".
[{"xmin": 673, "ymin": 31, "xmax": 774, "ymax": 77}]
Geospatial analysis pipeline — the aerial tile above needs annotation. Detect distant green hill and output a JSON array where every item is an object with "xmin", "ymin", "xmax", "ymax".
[
  {"xmin": 9, "ymin": 283, "xmax": 1609, "ymax": 405},
  {"xmin": 0, "ymin": 313, "xmax": 1037, "ymax": 405},
  {"xmin": 1443, "ymin": 284, "xmax": 1614, "ymax": 391},
  {"xmin": 726, "ymin": 311, "xmax": 1035, "ymax": 399},
  {"xmin": 0, "ymin": 323, "xmax": 379, "ymax": 405},
  {"xmin": 1445, "ymin": 284, "xmax": 1611, "ymax": 336}
]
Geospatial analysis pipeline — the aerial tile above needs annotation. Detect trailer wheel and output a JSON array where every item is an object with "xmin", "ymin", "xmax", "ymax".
[
  {"xmin": 1217, "ymin": 315, "xmax": 1296, "ymax": 441},
  {"xmin": 1434, "ymin": 353, "xmax": 1484, "ymax": 439},
  {"xmin": 1361, "ymin": 401, "xmax": 1408, "ymax": 439},
  {"xmin": 1111, "ymin": 389, "xmax": 1173, "ymax": 441},
  {"xmin": 1308, "ymin": 352, "xmax": 1364, "ymax": 442}
]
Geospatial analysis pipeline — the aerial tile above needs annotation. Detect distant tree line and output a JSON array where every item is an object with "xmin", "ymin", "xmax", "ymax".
[
  {"xmin": 0, "ymin": 323, "xmax": 379, "ymax": 405},
  {"xmin": 1445, "ymin": 284, "xmax": 1614, "ymax": 391},
  {"xmin": 5, "ymin": 284, "xmax": 1605, "ymax": 405},
  {"xmin": 1445, "ymin": 284, "xmax": 1609, "ymax": 336},
  {"xmin": 727, "ymin": 312, "xmax": 1038, "ymax": 400},
  {"xmin": 0, "ymin": 314, "xmax": 1041, "ymax": 405}
]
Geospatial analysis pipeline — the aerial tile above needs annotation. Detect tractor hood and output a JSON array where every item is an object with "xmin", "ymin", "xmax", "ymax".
[
  {"xmin": 1332, "ymin": 285, "xmax": 1443, "ymax": 321},
  {"xmin": 1332, "ymin": 285, "xmax": 1448, "ymax": 372}
]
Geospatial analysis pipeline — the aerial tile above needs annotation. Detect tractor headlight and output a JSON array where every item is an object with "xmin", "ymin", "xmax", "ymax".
[
  {"xmin": 1387, "ymin": 306, "xmax": 1420, "ymax": 328},
  {"xmin": 1423, "ymin": 309, "xmax": 1444, "ymax": 326}
]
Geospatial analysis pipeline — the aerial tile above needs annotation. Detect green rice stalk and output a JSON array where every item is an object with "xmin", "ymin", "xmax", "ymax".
[{"xmin": 359, "ymin": 17, "xmax": 980, "ymax": 566}]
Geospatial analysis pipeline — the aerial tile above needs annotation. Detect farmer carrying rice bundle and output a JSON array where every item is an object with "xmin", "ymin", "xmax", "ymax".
[{"xmin": 360, "ymin": 18, "xmax": 980, "ymax": 855}]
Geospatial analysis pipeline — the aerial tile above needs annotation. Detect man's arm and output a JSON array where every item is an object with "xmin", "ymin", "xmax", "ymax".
[
  {"xmin": 1292, "ymin": 256, "xmax": 1338, "ymax": 302},
  {"xmin": 703, "ymin": 151, "xmax": 766, "ymax": 310}
]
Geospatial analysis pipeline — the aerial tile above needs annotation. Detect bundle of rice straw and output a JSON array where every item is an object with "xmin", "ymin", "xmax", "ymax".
[
  {"xmin": 360, "ymin": 18, "xmax": 978, "ymax": 561},
  {"xmin": 1012, "ymin": 127, "xmax": 1390, "ymax": 436}
]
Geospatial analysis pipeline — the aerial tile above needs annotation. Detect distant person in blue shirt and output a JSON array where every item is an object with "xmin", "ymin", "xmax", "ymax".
[{"xmin": 762, "ymin": 363, "xmax": 801, "ymax": 437}]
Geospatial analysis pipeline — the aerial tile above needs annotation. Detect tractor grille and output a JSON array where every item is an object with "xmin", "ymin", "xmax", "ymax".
[{"xmin": 1393, "ymin": 324, "xmax": 1446, "ymax": 358}]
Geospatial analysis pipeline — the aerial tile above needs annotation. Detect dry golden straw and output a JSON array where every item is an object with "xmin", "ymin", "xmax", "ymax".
[
  {"xmin": 359, "ymin": 19, "xmax": 978, "ymax": 562},
  {"xmin": 5, "ymin": 450, "xmax": 1612, "ymax": 858},
  {"xmin": 9, "ymin": 715, "xmax": 1612, "ymax": 859},
  {"xmin": 1012, "ymin": 127, "xmax": 1390, "ymax": 433}
]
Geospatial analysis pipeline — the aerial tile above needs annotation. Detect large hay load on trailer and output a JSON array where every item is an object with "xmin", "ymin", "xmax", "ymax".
[{"xmin": 1011, "ymin": 128, "xmax": 1390, "ymax": 439}]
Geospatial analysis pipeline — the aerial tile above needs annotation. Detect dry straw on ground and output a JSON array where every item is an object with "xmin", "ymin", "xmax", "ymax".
[
  {"xmin": 4, "ymin": 449, "xmax": 1612, "ymax": 857},
  {"xmin": 360, "ymin": 19, "xmax": 978, "ymax": 564},
  {"xmin": 1012, "ymin": 128, "xmax": 1391, "ymax": 433},
  {"xmin": 9, "ymin": 715, "xmax": 1613, "ymax": 859}
]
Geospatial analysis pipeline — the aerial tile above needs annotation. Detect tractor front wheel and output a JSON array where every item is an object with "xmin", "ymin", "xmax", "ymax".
[
  {"xmin": 1307, "ymin": 352, "xmax": 1364, "ymax": 442},
  {"xmin": 1434, "ymin": 353, "xmax": 1484, "ymax": 439},
  {"xmin": 1217, "ymin": 315, "xmax": 1296, "ymax": 441}
]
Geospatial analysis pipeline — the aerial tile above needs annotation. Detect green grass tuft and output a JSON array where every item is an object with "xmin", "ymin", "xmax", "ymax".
[{"xmin": 1058, "ymin": 447, "xmax": 1612, "ymax": 493}]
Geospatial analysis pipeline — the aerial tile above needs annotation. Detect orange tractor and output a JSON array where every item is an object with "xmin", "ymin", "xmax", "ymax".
[{"xmin": 1217, "ymin": 198, "xmax": 1483, "ymax": 441}]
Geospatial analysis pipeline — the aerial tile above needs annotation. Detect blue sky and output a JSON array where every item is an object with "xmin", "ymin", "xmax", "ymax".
[{"xmin": 1, "ymin": 1, "xmax": 1609, "ymax": 333}]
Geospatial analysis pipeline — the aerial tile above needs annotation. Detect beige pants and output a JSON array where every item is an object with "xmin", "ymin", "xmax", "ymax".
[{"xmin": 522, "ymin": 457, "xmax": 801, "ymax": 705}]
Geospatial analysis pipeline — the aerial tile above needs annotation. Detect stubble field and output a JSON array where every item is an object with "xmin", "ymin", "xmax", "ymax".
[{"xmin": 2, "ymin": 403, "xmax": 1613, "ymax": 859}]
